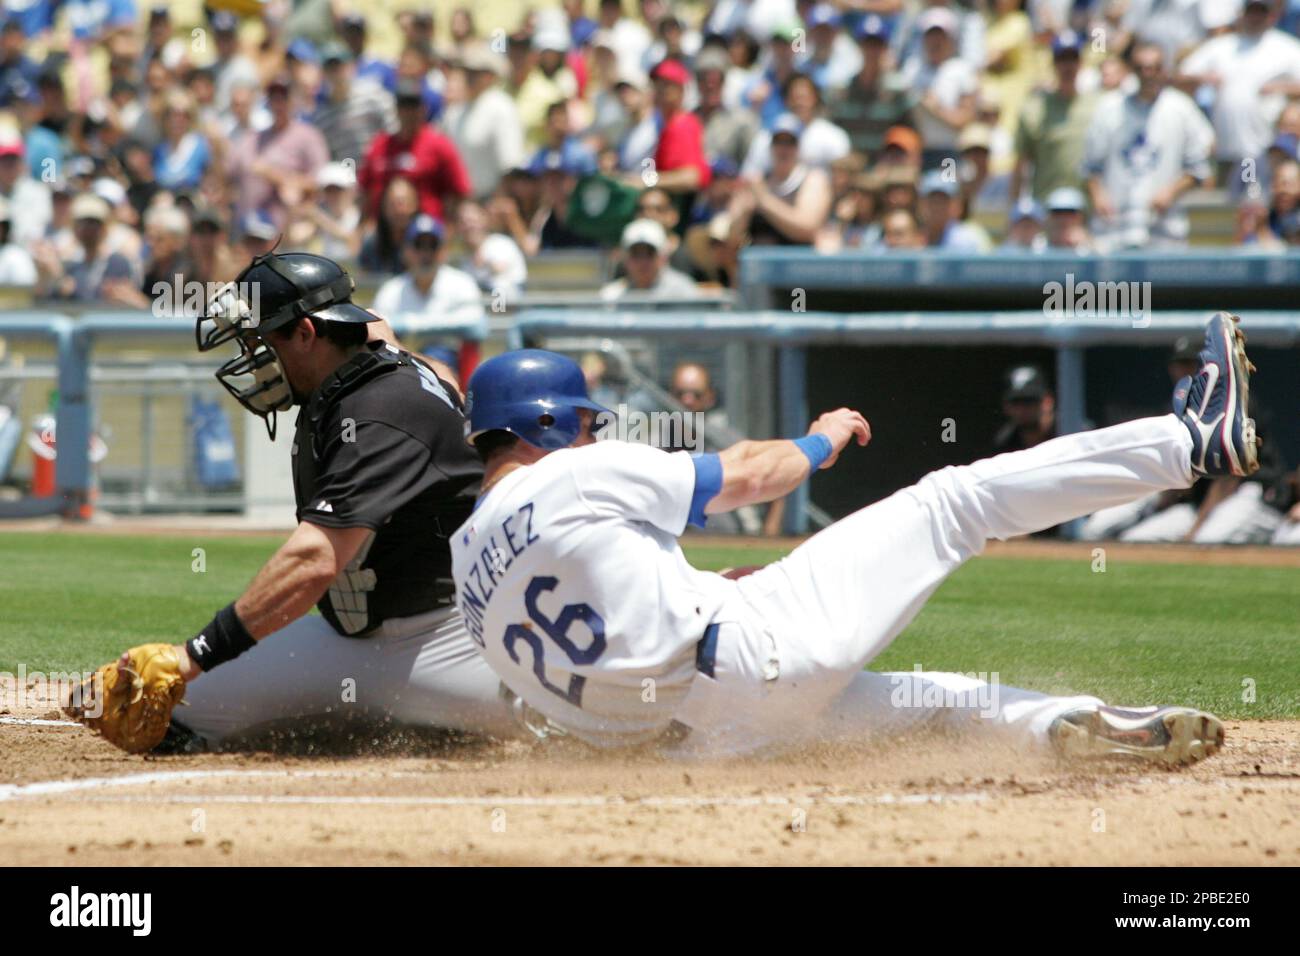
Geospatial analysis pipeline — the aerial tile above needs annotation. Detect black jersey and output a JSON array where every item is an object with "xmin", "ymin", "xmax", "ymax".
[{"xmin": 291, "ymin": 341, "xmax": 483, "ymax": 636}]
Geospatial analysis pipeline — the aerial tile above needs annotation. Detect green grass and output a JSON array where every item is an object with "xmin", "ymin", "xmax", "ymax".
[{"xmin": 2, "ymin": 533, "xmax": 1297, "ymax": 718}]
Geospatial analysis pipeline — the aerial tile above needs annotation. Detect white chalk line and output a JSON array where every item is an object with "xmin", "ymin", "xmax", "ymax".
[
  {"xmin": 0, "ymin": 767, "xmax": 988, "ymax": 808},
  {"xmin": 0, "ymin": 716, "xmax": 80, "ymax": 727}
]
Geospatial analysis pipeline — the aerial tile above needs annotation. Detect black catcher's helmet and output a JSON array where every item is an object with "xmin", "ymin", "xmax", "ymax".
[{"xmin": 196, "ymin": 252, "xmax": 374, "ymax": 438}]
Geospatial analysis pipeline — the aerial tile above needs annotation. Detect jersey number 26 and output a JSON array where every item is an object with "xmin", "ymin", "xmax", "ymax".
[{"xmin": 503, "ymin": 576, "xmax": 606, "ymax": 708}]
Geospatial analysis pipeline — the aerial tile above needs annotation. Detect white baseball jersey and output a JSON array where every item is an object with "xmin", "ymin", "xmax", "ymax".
[{"xmin": 451, "ymin": 441, "xmax": 731, "ymax": 746}]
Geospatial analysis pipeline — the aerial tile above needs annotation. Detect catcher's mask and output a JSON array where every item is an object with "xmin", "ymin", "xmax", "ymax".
[{"xmin": 196, "ymin": 250, "xmax": 373, "ymax": 438}]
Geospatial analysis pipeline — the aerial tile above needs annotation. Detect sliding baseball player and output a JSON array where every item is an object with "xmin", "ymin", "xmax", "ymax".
[{"xmin": 450, "ymin": 312, "xmax": 1259, "ymax": 762}]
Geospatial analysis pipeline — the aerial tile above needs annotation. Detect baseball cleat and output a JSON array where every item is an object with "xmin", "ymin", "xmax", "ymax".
[
  {"xmin": 1172, "ymin": 311, "xmax": 1260, "ymax": 478},
  {"xmin": 1050, "ymin": 705, "xmax": 1224, "ymax": 766}
]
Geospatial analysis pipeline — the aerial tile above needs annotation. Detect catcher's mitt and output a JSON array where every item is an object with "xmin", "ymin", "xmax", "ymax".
[{"xmin": 65, "ymin": 644, "xmax": 187, "ymax": 754}]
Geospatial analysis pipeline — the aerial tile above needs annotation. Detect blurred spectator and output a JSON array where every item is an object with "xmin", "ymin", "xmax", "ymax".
[
  {"xmin": 140, "ymin": 205, "xmax": 192, "ymax": 301},
  {"xmin": 0, "ymin": 131, "xmax": 50, "ymax": 243},
  {"xmin": 595, "ymin": 0, "xmax": 654, "ymax": 75},
  {"xmin": 288, "ymin": 162, "xmax": 362, "ymax": 262},
  {"xmin": 455, "ymin": 200, "xmax": 528, "ymax": 303},
  {"xmin": 314, "ymin": 43, "xmax": 396, "ymax": 165},
  {"xmin": 227, "ymin": 75, "xmax": 329, "ymax": 231},
  {"xmin": 36, "ymin": 194, "xmax": 136, "ymax": 302},
  {"xmin": 645, "ymin": 58, "xmax": 710, "ymax": 194},
  {"xmin": 1119, "ymin": 0, "xmax": 1207, "ymax": 69},
  {"xmin": 818, "ymin": 169, "xmax": 882, "ymax": 251},
  {"xmin": 743, "ymin": 23, "xmax": 803, "ymax": 127},
  {"xmin": 982, "ymin": 0, "xmax": 1039, "ymax": 140},
  {"xmin": 896, "ymin": 0, "xmax": 986, "ymax": 71},
  {"xmin": 340, "ymin": 13, "xmax": 397, "ymax": 93},
  {"xmin": 1082, "ymin": 43, "xmax": 1214, "ymax": 250},
  {"xmin": 444, "ymin": 48, "xmax": 525, "ymax": 199},
  {"xmin": 1044, "ymin": 186, "xmax": 1094, "ymax": 251},
  {"xmin": 741, "ymin": 74, "xmax": 850, "ymax": 175},
  {"xmin": 533, "ymin": 99, "xmax": 599, "ymax": 172},
  {"xmin": 600, "ymin": 218, "xmax": 699, "ymax": 299},
  {"xmin": 665, "ymin": 359, "xmax": 763, "ymax": 533},
  {"xmin": 0, "ymin": 195, "xmax": 36, "ymax": 286},
  {"xmin": 728, "ymin": 115, "xmax": 833, "ymax": 245},
  {"xmin": 530, "ymin": 144, "xmax": 600, "ymax": 251},
  {"xmin": 1266, "ymin": 158, "xmax": 1300, "ymax": 241},
  {"xmin": 801, "ymin": 4, "xmax": 863, "ymax": 90},
  {"xmin": 827, "ymin": 15, "xmax": 911, "ymax": 158},
  {"xmin": 239, "ymin": 210, "xmax": 280, "ymax": 260},
  {"xmin": 153, "ymin": 91, "xmax": 211, "ymax": 192},
  {"xmin": 588, "ymin": 32, "xmax": 634, "ymax": 147},
  {"xmin": 1001, "ymin": 197, "xmax": 1047, "ymax": 250},
  {"xmin": 957, "ymin": 122, "xmax": 1005, "ymax": 216},
  {"xmin": 1178, "ymin": 0, "xmax": 1300, "ymax": 191},
  {"xmin": 631, "ymin": 185, "xmax": 696, "ymax": 274},
  {"xmin": 357, "ymin": 79, "xmax": 469, "ymax": 221},
  {"xmin": 694, "ymin": 44, "xmax": 759, "ymax": 168},
  {"xmin": 509, "ymin": 29, "xmax": 578, "ymax": 152},
  {"xmin": 919, "ymin": 169, "xmax": 989, "ymax": 251},
  {"xmin": 372, "ymin": 213, "xmax": 485, "ymax": 325},
  {"xmin": 876, "ymin": 124, "xmax": 924, "ymax": 173},
  {"xmin": 614, "ymin": 66, "xmax": 657, "ymax": 170},
  {"xmin": 900, "ymin": 8, "xmax": 978, "ymax": 165},
  {"xmin": 210, "ymin": 11, "xmax": 259, "ymax": 113},
  {"xmin": 689, "ymin": 156, "xmax": 741, "ymax": 225},
  {"xmin": 360, "ymin": 176, "xmax": 422, "ymax": 274},
  {"xmin": 0, "ymin": 17, "xmax": 39, "ymax": 109},
  {"xmin": 188, "ymin": 207, "xmax": 239, "ymax": 286},
  {"xmin": 1011, "ymin": 30, "xmax": 1099, "ymax": 204},
  {"xmin": 994, "ymin": 365, "xmax": 1056, "ymax": 453},
  {"xmin": 684, "ymin": 212, "xmax": 740, "ymax": 285}
]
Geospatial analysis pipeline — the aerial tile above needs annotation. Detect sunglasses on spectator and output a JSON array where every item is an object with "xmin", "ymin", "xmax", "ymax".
[
  {"xmin": 673, "ymin": 388, "xmax": 707, "ymax": 400},
  {"xmin": 626, "ymin": 245, "xmax": 658, "ymax": 258}
]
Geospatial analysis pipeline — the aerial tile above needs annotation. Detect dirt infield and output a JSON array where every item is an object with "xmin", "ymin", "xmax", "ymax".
[{"xmin": 3, "ymin": 681, "xmax": 1297, "ymax": 866}]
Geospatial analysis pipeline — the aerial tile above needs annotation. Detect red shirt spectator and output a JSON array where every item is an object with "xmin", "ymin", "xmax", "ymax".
[
  {"xmin": 358, "ymin": 83, "xmax": 472, "ymax": 220},
  {"xmin": 651, "ymin": 59, "xmax": 712, "ymax": 192}
]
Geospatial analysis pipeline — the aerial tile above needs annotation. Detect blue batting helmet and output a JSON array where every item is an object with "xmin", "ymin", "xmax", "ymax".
[{"xmin": 464, "ymin": 349, "xmax": 609, "ymax": 450}]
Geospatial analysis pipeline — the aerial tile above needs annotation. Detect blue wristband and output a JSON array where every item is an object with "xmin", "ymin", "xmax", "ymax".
[
  {"xmin": 688, "ymin": 452, "xmax": 723, "ymax": 528},
  {"xmin": 793, "ymin": 433, "xmax": 833, "ymax": 473}
]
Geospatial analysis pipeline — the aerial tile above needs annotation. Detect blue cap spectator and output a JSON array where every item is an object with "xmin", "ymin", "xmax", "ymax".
[
  {"xmin": 1010, "ymin": 197, "xmax": 1046, "ymax": 224},
  {"xmin": 528, "ymin": 142, "xmax": 597, "ymax": 177},
  {"xmin": 1052, "ymin": 31, "xmax": 1084, "ymax": 58},
  {"xmin": 405, "ymin": 213, "xmax": 445, "ymax": 246},
  {"xmin": 805, "ymin": 4, "xmax": 843, "ymax": 29},
  {"xmin": 287, "ymin": 38, "xmax": 319, "ymax": 65},
  {"xmin": 854, "ymin": 14, "xmax": 891, "ymax": 43}
]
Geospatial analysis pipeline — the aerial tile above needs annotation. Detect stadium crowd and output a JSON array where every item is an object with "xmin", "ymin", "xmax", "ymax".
[
  {"xmin": 0, "ymin": 0, "xmax": 1299, "ymax": 305},
  {"xmin": 0, "ymin": 0, "xmax": 1296, "ymax": 542}
]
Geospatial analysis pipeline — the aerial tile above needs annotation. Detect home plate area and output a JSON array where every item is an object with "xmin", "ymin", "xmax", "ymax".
[{"xmin": 2, "ymin": 715, "xmax": 1297, "ymax": 865}]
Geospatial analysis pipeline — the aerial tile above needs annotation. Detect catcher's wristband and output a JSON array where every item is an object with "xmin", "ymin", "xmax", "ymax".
[{"xmin": 186, "ymin": 603, "xmax": 256, "ymax": 672}]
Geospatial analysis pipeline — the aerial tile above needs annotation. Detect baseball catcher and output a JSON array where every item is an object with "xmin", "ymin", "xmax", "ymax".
[
  {"xmin": 450, "ymin": 313, "xmax": 1260, "ymax": 762},
  {"xmin": 67, "ymin": 252, "xmax": 519, "ymax": 753}
]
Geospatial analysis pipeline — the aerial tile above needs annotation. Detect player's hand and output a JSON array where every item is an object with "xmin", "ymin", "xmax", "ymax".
[{"xmin": 808, "ymin": 408, "xmax": 871, "ymax": 469}]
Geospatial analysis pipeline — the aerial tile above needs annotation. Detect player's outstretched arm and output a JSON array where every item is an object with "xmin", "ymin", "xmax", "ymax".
[
  {"xmin": 706, "ymin": 408, "xmax": 870, "ymax": 514},
  {"xmin": 173, "ymin": 522, "xmax": 373, "ymax": 681},
  {"xmin": 66, "ymin": 522, "xmax": 372, "ymax": 752}
]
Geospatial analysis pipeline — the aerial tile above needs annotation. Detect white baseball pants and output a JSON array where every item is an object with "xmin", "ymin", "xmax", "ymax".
[
  {"xmin": 674, "ymin": 414, "xmax": 1196, "ymax": 754},
  {"xmin": 178, "ymin": 606, "xmax": 521, "ymax": 748}
]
